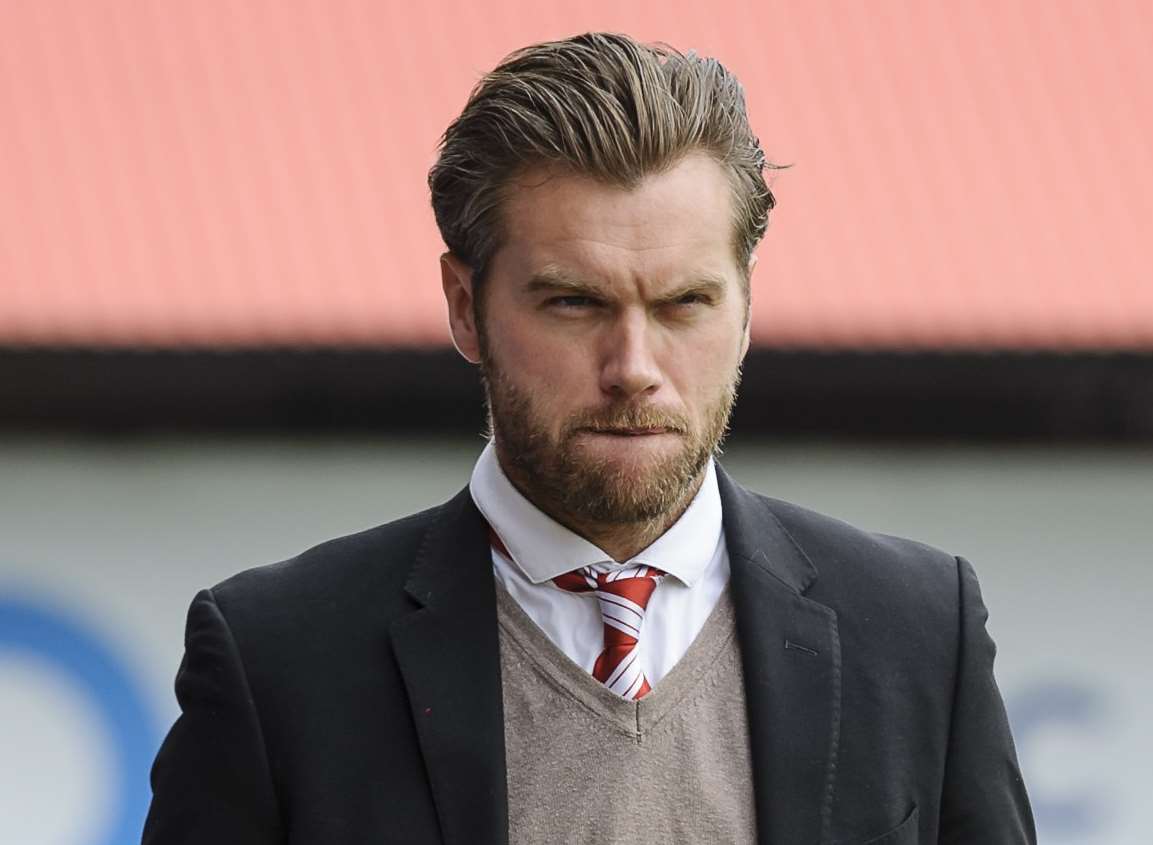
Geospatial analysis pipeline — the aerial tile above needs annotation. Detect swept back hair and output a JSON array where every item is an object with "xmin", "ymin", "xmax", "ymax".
[{"xmin": 428, "ymin": 32, "xmax": 779, "ymax": 292}]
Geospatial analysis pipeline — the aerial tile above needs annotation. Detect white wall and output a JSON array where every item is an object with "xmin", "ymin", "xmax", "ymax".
[{"xmin": 2, "ymin": 435, "xmax": 1149, "ymax": 844}]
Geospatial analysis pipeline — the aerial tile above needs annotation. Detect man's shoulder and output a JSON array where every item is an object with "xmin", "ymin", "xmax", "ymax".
[
  {"xmin": 746, "ymin": 489, "xmax": 963, "ymax": 607},
  {"xmin": 742, "ymin": 489, "xmax": 970, "ymax": 667},
  {"xmin": 207, "ymin": 495, "xmax": 457, "ymax": 627},
  {"xmin": 759, "ymin": 492, "xmax": 957, "ymax": 565}
]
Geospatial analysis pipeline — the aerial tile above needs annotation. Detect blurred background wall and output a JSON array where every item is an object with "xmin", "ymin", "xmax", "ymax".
[{"xmin": 1, "ymin": 2, "xmax": 1151, "ymax": 844}]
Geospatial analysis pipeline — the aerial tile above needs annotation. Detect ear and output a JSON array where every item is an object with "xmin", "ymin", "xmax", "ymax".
[
  {"xmin": 739, "ymin": 253, "xmax": 757, "ymax": 359},
  {"xmin": 440, "ymin": 252, "xmax": 481, "ymax": 364}
]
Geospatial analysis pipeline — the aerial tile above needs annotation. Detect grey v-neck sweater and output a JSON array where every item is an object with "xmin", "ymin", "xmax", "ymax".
[{"xmin": 496, "ymin": 584, "xmax": 757, "ymax": 843}]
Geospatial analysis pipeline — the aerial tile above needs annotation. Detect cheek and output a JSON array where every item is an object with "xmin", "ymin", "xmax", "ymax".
[
  {"xmin": 668, "ymin": 332, "xmax": 743, "ymax": 396},
  {"xmin": 488, "ymin": 333, "xmax": 590, "ymax": 432},
  {"xmin": 492, "ymin": 324, "xmax": 592, "ymax": 394}
]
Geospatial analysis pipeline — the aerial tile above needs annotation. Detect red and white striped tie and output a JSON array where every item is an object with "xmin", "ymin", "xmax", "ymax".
[
  {"xmin": 552, "ymin": 563, "xmax": 666, "ymax": 699},
  {"xmin": 488, "ymin": 529, "xmax": 665, "ymax": 699}
]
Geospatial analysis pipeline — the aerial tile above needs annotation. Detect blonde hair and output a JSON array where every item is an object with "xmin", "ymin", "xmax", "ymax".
[{"xmin": 428, "ymin": 32, "xmax": 778, "ymax": 291}]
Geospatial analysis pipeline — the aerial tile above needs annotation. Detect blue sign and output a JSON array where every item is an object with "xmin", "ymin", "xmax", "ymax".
[{"xmin": 0, "ymin": 592, "xmax": 158, "ymax": 845}]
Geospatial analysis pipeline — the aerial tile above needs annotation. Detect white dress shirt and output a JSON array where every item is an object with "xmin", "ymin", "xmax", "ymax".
[{"xmin": 469, "ymin": 440, "xmax": 730, "ymax": 687}]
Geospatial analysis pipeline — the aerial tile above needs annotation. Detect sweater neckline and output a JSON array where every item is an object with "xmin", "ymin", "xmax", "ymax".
[{"xmin": 495, "ymin": 582, "xmax": 739, "ymax": 738}]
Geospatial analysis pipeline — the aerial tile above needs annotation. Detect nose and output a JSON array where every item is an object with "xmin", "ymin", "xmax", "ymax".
[{"xmin": 599, "ymin": 310, "xmax": 664, "ymax": 399}]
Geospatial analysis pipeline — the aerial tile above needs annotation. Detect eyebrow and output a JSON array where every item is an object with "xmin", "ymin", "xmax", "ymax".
[
  {"xmin": 655, "ymin": 275, "xmax": 729, "ymax": 303},
  {"xmin": 524, "ymin": 268, "xmax": 731, "ymax": 301},
  {"xmin": 523, "ymin": 269, "xmax": 604, "ymax": 296}
]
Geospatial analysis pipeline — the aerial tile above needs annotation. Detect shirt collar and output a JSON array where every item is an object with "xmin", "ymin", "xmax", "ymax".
[{"xmin": 468, "ymin": 440, "xmax": 722, "ymax": 587}]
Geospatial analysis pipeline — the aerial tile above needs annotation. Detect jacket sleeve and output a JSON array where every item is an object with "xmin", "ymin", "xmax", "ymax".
[
  {"xmin": 143, "ymin": 589, "xmax": 283, "ymax": 844},
  {"xmin": 938, "ymin": 556, "xmax": 1037, "ymax": 844}
]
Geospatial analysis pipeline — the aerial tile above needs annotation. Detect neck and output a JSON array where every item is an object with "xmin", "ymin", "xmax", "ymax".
[
  {"xmin": 563, "ymin": 494, "xmax": 698, "ymax": 561},
  {"xmin": 498, "ymin": 456, "xmax": 706, "ymax": 562}
]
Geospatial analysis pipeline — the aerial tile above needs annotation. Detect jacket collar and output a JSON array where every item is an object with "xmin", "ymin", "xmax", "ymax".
[{"xmin": 715, "ymin": 462, "xmax": 819, "ymax": 595}]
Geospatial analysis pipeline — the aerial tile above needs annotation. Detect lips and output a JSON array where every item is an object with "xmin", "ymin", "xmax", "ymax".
[{"xmin": 587, "ymin": 427, "xmax": 677, "ymax": 436}]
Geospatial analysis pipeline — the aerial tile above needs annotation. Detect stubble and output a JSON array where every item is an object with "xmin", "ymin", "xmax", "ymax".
[{"xmin": 480, "ymin": 351, "xmax": 741, "ymax": 534}]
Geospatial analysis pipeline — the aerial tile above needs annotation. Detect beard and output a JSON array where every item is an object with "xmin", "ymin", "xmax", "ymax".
[{"xmin": 480, "ymin": 352, "xmax": 740, "ymax": 527}]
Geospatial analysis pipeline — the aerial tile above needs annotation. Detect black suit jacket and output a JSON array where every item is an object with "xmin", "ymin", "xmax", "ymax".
[{"xmin": 144, "ymin": 467, "xmax": 1035, "ymax": 844}]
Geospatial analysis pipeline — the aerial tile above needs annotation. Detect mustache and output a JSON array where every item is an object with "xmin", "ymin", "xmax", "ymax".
[{"xmin": 565, "ymin": 404, "xmax": 690, "ymax": 435}]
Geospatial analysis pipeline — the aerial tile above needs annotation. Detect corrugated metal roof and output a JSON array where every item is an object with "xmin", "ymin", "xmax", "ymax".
[{"xmin": 1, "ymin": 0, "xmax": 1150, "ymax": 349}]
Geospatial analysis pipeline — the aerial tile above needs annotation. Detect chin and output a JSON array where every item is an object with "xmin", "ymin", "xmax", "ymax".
[
  {"xmin": 575, "ymin": 429, "xmax": 684, "ymax": 458},
  {"xmin": 570, "ymin": 440, "xmax": 704, "ymax": 504}
]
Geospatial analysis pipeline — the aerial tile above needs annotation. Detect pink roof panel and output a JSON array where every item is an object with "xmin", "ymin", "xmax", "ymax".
[{"xmin": 1, "ymin": 0, "xmax": 1151, "ymax": 349}]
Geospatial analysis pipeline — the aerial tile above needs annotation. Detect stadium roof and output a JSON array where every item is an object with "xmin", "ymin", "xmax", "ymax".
[{"xmin": 2, "ymin": 1, "xmax": 1151, "ymax": 350}]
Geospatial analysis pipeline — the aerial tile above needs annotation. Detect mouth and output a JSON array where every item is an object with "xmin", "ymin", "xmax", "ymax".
[{"xmin": 583, "ymin": 426, "xmax": 679, "ymax": 437}]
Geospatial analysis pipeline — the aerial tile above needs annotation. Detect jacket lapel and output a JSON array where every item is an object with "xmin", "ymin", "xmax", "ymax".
[
  {"xmin": 390, "ymin": 488, "xmax": 508, "ymax": 845},
  {"xmin": 718, "ymin": 466, "xmax": 842, "ymax": 845}
]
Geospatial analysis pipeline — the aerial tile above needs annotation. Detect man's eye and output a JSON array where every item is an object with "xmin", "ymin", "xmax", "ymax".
[{"xmin": 548, "ymin": 296, "xmax": 598, "ymax": 308}]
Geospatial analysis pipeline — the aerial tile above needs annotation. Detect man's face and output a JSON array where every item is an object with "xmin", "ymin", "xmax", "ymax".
[{"xmin": 446, "ymin": 152, "xmax": 752, "ymax": 527}]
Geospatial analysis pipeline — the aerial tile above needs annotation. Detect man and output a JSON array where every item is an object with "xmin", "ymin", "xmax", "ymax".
[{"xmin": 144, "ymin": 33, "xmax": 1035, "ymax": 844}]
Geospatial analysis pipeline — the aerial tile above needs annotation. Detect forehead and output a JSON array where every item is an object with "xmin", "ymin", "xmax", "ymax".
[{"xmin": 491, "ymin": 152, "xmax": 741, "ymax": 285}]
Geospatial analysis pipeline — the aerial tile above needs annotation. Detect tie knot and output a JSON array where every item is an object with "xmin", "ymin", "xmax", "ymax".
[{"xmin": 553, "ymin": 564, "xmax": 666, "ymax": 609}]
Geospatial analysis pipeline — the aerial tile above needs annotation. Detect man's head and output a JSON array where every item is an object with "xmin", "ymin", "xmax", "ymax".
[{"xmin": 431, "ymin": 33, "xmax": 776, "ymax": 535}]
